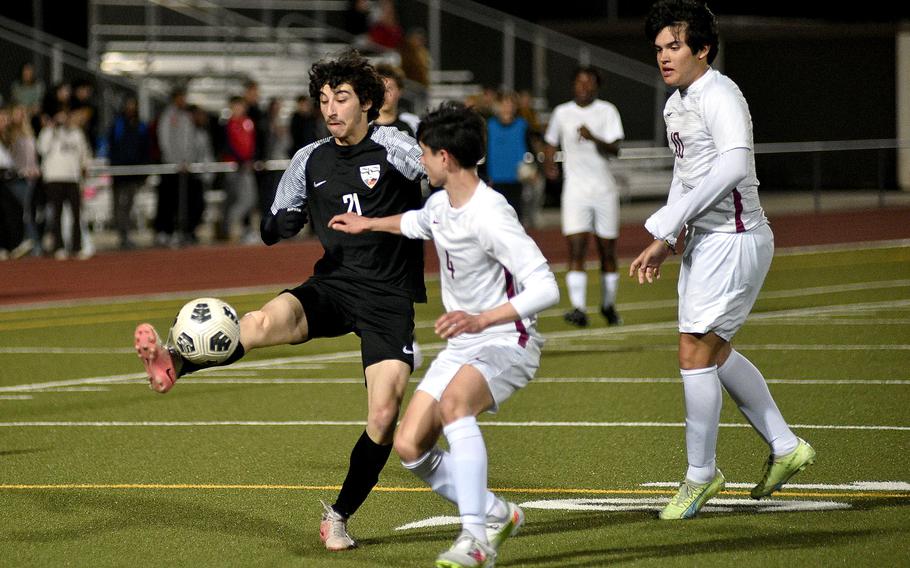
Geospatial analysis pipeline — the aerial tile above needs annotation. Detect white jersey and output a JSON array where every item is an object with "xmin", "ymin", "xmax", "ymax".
[
  {"xmin": 663, "ymin": 68, "xmax": 765, "ymax": 233},
  {"xmin": 544, "ymin": 99, "xmax": 624, "ymax": 191},
  {"xmin": 400, "ymin": 181, "xmax": 550, "ymax": 346}
]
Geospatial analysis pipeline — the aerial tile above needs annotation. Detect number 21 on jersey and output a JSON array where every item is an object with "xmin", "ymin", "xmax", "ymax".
[{"xmin": 342, "ymin": 193, "xmax": 362, "ymax": 215}]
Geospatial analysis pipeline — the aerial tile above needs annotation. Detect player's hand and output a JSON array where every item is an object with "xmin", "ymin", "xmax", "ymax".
[
  {"xmin": 578, "ymin": 125, "xmax": 594, "ymax": 140},
  {"xmin": 435, "ymin": 310, "xmax": 484, "ymax": 339},
  {"xmin": 275, "ymin": 206, "xmax": 308, "ymax": 238},
  {"xmin": 629, "ymin": 239, "xmax": 671, "ymax": 284},
  {"xmin": 328, "ymin": 212, "xmax": 369, "ymax": 234}
]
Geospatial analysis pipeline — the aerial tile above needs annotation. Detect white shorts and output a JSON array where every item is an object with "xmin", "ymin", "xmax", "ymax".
[
  {"xmin": 416, "ymin": 335, "xmax": 542, "ymax": 413},
  {"xmin": 678, "ymin": 223, "xmax": 773, "ymax": 341},
  {"xmin": 560, "ymin": 182, "xmax": 619, "ymax": 239}
]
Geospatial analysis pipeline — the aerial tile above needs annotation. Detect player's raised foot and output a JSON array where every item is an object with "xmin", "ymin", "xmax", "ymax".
[
  {"xmin": 486, "ymin": 501, "xmax": 524, "ymax": 551},
  {"xmin": 659, "ymin": 469, "xmax": 725, "ymax": 520},
  {"xmin": 751, "ymin": 438, "xmax": 816, "ymax": 499},
  {"xmin": 600, "ymin": 304, "xmax": 623, "ymax": 326},
  {"xmin": 435, "ymin": 531, "xmax": 496, "ymax": 568},
  {"xmin": 563, "ymin": 308, "xmax": 588, "ymax": 327},
  {"xmin": 134, "ymin": 323, "xmax": 183, "ymax": 393},
  {"xmin": 319, "ymin": 500, "xmax": 356, "ymax": 551}
]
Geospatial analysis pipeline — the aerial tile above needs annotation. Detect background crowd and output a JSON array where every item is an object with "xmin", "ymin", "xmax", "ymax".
[{"xmin": 0, "ymin": 30, "xmax": 547, "ymax": 261}]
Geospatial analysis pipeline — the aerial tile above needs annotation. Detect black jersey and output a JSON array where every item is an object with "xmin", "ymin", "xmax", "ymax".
[{"xmin": 267, "ymin": 125, "xmax": 426, "ymax": 302}]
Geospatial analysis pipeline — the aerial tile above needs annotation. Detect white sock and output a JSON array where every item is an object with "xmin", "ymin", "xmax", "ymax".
[
  {"xmin": 718, "ymin": 350, "xmax": 799, "ymax": 457},
  {"xmin": 601, "ymin": 272, "xmax": 619, "ymax": 308},
  {"xmin": 402, "ymin": 446, "xmax": 502, "ymax": 518},
  {"xmin": 566, "ymin": 271, "xmax": 587, "ymax": 310},
  {"xmin": 443, "ymin": 416, "xmax": 489, "ymax": 542},
  {"xmin": 681, "ymin": 366, "xmax": 722, "ymax": 484}
]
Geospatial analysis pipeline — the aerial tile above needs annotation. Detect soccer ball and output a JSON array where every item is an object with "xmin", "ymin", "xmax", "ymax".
[{"xmin": 171, "ymin": 298, "xmax": 241, "ymax": 365}]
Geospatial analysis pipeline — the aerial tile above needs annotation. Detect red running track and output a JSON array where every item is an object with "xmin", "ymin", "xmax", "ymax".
[{"xmin": 1, "ymin": 207, "xmax": 907, "ymax": 306}]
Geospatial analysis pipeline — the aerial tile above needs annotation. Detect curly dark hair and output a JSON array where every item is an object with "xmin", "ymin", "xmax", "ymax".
[
  {"xmin": 645, "ymin": 0, "xmax": 719, "ymax": 65},
  {"xmin": 416, "ymin": 102, "xmax": 486, "ymax": 169},
  {"xmin": 308, "ymin": 50, "xmax": 386, "ymax": 122}
]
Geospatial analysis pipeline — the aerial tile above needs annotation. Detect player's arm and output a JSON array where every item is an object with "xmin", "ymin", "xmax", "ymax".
[
  {"xmin": 542, "ymin": 143, "xmax": 559, "ymax": 180},
  {"xmin": 643, "ymin": 146, "xmax": 750, "ymax": 241},
  {"xmin": 542, "ymin": 108, "xmax": 561, "ymax": 180},
  {"xmin": 328, "ymin": 212, "xmax": 404, "ymax": 235},
  {"xmin": 437, "ymin": 263, "xmax": 559, "ymax": 339},
  {"xmin": 440, "ymin": 210, "xmax": 559, "ymax": 339},
  {"xmin": 261, "ymin": 147, "xmax": 311, "ymax": 245},
  {"xmin": 578, "ymin": 125, "xmax": 620, "ymax": 158}
]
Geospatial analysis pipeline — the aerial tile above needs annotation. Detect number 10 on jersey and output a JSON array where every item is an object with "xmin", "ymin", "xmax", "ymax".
[{"xmin": 343, "ymin": 193, "xmax": 363, "ymax": 215}]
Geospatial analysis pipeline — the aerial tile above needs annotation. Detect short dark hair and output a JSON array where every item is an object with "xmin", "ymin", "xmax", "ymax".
[
  {"xmin": 308, "ymin": 50, "xmax": 386, "ymax": 122},
  {"xmin": 573, "ymin": 65, "xmax": 601, "ymax": 87},
  {"xmin": 645, "ymin": 0, "xmax": 719, "ymax": 65},
  {"xmin": 416, "ymin": 102, "xmax": 486, "ymax": 169}
]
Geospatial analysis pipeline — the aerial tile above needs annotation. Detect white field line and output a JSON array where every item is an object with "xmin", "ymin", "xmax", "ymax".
[
  {"xmin": 4, "ymin": 297, "xmax": 910, "ymax": 393},
  {"xmin": 1, "ymin": 420, "xmax": 906, "ymax": 431},
  {"xmin": 1, "ymin": 239, "xmax": 906, "ymax": 314},
  {"xmin": 640, "ymin": 481, "xmax": 910, "ymax": 491},
  {"xmin": 395, "ymin": 496, "xmax": 857, "ymax": 530}
]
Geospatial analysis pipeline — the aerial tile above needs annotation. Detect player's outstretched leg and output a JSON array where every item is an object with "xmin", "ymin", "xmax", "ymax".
[
  {"xmin": 659, "ymin": 469, "xmax": 725, "ymax": 520},
  {"xmin": 134, "ymin": 323, "xmax": 183, "ymax": 393},
  {"xmin": 751, "ymin": 438, "xmax": 816, "ymax": 499}
]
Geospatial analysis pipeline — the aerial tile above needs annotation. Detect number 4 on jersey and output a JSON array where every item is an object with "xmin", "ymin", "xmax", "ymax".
[{"xmin": 343, "ymin": 193, "xmax": 363, "ymax": 215}]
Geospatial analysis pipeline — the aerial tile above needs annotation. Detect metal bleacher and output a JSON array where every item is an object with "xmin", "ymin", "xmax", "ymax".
[{"xmin": 89, "ymin": 0, "xmax": 392, "ymax": 112}]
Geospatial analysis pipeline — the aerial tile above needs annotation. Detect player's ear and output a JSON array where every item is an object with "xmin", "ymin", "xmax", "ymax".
[{"xmin": 696, "ymin": 44, "xmax": 711, "ymax": 61}]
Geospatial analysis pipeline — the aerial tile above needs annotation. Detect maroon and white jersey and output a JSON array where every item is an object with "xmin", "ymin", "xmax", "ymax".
[
  {"xmin": 400, "ymin": 181, "xmax": 551, "ymax": 345},
  {"xmin": 663, "ymin": 68, "xmax": 765, "ymax": 233}
]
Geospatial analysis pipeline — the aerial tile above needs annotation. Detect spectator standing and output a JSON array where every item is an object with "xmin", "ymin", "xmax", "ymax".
[
  {"xmin": 108, "ymin": 96, "xmax": 149, "ymax": 250},
  {"xmin": 7, "ymin": 104, "xmax": 41, "ymax": 257},
  {"xmin": 486, "ymin": 91, "xmax": 529, "ymax": 221},
  {"xmin": 11, "ymin": 63, "xmax": 45, "ymax": 118},
  {"xmin": 37, "ymin": 110, "xmax": 91, "ymax": 259},
  {"xmin": 0, "ymin": 108, "xmax": 22, "ymax": 260},
  {"xmin": 186, "ymin": 105, "xmax": 213, "ymax": 243},
  {"xmin": 155, "ymin": 87, "xmax": 195, "ymax": 246},
  {"xmin": 220, "ymin": 95, "xmax": 257, "ymax": 242}
]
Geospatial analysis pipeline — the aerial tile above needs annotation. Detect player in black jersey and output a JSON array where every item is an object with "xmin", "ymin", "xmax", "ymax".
[{"xmin": 133, "ymin": 50, "xmax": 426, "ymax": 551}]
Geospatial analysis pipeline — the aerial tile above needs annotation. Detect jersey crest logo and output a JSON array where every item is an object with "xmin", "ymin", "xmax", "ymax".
[{"xmin": 360, "ymin": 165, "xmax": 380, "ymax": 189}]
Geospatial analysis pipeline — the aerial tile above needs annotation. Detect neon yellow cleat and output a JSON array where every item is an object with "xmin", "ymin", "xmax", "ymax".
[
  {"xmin": 659, "ymin": 469, "xmax": 725, "ymax": 520},
  {"xmin": 751, "ymin": 438, "xmax": 816, "ymax": 499}
]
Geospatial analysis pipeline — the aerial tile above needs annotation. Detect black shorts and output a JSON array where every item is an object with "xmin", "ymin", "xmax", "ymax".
[{"xmin": 284, "ymin": 278, "xmax": 415, "ymax": 371}]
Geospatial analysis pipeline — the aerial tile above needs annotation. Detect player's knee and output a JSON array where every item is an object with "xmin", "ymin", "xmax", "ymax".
[
  {"xmin": 393, "ymin": 431, "xmax": 422, "ymax": 463},
  {"xmin": 367, "ymin": 402, "xmax": 399, "ymax": 435}
]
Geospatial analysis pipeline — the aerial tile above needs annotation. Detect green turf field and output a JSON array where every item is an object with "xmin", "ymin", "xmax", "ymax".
[{"xmin": 2, "ymin": 241, "xmax": 909, "ymax": 567}]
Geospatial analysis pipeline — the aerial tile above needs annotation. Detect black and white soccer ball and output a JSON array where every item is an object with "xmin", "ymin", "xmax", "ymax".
[{"xmin": 171, "ymin": 298, "xmax": 241, "ymax": 364}]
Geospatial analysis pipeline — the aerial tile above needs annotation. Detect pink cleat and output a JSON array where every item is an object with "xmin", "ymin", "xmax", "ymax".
[{"xmin": 134, "ymin": 323, "xmax": 182, "ymax": 393}]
